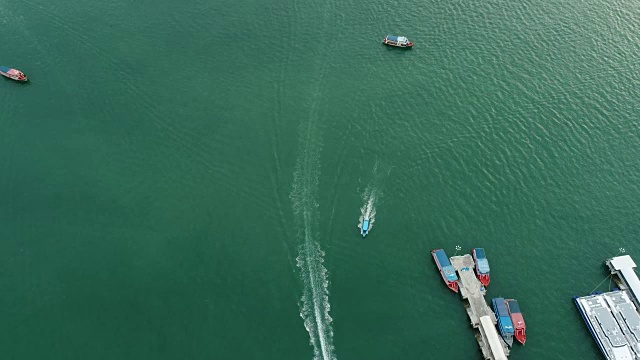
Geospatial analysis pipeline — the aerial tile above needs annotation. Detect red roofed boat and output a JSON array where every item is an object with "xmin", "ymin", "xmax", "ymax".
[
  {"xmin": 506, "ymin": 299, "xmax": 526, "ymax": 345},
  {"xmin": 0, "ymin": 66, "xmax": 27, "ymax": 82}
]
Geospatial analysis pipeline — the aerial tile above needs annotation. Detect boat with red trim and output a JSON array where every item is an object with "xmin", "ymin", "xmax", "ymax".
[
  {"xmin": 431, "ymin": 249, "xmax": 459, "ymax": 293},
  {"xmin": 472, "ymin": 247, "xmax": 491, "ymax": 286},
  {"xmin": 0, "ymin": 66, "xmax": 27, "ymax": 82},
  {"xmin": 383, "ymin": 35, "xmax": 414, "ymax": 48},
  {"xmin": 506, "ymin": 299, "xmax": 526, "ymax": 345}
]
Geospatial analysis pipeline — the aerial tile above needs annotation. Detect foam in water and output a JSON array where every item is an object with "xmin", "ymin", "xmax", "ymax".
[
  {"xmin": 296, "ymin": 242, "xmax": 335, "ymax": 360},
  {"xmin": 290, "ymin": 103, "xmax": 336, "ymax": 360},
  {"xmin": 358, "ymin": 163, "xmax": 384, "ymax": 232},
  {"xmin": 358, "ymin": 188, "xmax": 378, "ymax": 231}
]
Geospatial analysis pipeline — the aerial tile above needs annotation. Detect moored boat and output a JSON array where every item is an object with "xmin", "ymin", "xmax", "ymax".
[
  {"xmin": 431, "ymin": 249, "xmax": 459, "ymax": 293},
  {"xmin": 472, "ymin": 248, "xmax": 491, "ymax": 286},
  {"xmin": 492, "ymin": 297, "xmax": 515, "ymax": 347},
  {"xmin": 506, "ymin": 299, "xmax": 526, "ymax": 345},
  {"xmin": 383, "ymin": 35, "xmax": 414, "ymax": 48},
  {"xmin": 0, "ymin": 66, "xmax": 27, "ymax": 82}
]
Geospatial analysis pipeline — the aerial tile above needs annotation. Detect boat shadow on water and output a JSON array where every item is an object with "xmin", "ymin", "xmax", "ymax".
[
  {"xmin": 2, "ymin": 76, "xmax": 31, "ymax": 85},
  {"xmin": 381, "ymin": 44, "xmax": 415, "ymax": 56}
]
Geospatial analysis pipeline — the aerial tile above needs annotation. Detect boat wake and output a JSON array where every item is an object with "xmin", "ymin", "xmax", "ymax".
[
  {"xmin": 296, "ymin": 242, "xmax": 335, "ymax": 360},
  {"xmin": 290, "ymin": 92, "xmax": 336, "ymax": 359},
  {"xmin": 358, "ymin": 188, "xmax": 378, "ymax": 233},
  {"xmin": 358, "ymin": 162, "xmax": 385, "ymax": 233}
]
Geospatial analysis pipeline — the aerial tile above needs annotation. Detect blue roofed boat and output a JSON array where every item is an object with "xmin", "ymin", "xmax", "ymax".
[
  {"xmin": 0, "ymin": 66, "xmax": 27, "ymax": 82},
  {"xmin": 383, "ymin": 35, "xmax": 414, "ymax": 48},
  {"xmin": 492, "ymin": 297, "xmax": 515, "ymax": 347},
  {"xmin": 472, "ymin": 248, "xmax": 491, "ymax": 286},
  {"xmin": 361, "ymin": 218, "xmax": 370, "ymax": 237},
  {"xmin": 431, "ymin": 249, "xmax": 459, "ymax": 293}
]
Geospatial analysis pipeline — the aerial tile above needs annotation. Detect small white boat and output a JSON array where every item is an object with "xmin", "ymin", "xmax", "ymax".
[{"xmin": 383, "ymin": 35, "xmax": 414, "ymax": 48}]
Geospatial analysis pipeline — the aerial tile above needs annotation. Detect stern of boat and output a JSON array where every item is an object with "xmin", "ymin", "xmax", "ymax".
[{"xmin": 478, "ymin": 274, "xmax": 490, "ymax": 287}]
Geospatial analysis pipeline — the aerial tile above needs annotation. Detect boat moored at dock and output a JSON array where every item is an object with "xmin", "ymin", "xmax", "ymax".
[
  {"xmin": 0, "ymin": 66, "xmax": 27, "ymax": 81},
  {"xmin": 492, "ymin": 298, "xmax": 515, "ymax": 347},
  {"xmin": 431, "ymin": 249, "xmax": 459, "ymax": 293},
  {"xmin": 383, "ymin": 35, "xmax": 414, "ymax": 48},
  {"xmin": 506, "ymin": 299, "xmax": 526, "ymax": 345},
  {"xmin": 472, "ymin": 248, "xmax": 491, "ymax": 287}
]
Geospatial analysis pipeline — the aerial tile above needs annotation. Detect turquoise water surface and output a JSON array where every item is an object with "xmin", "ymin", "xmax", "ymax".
[{"xmin": 1, "ymin": 0, "xmax": 639, "ymax": 358}]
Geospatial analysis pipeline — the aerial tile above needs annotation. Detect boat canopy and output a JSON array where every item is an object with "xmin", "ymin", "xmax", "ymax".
[
  {"xmin": 443, "ymin": 265, "xmax": 458, "ymax": 281},
  {"xmin": 386, "ymin": 35, "xmax": 408, "ymax": 43},
  {"xmin": 362, "ymin": 219, "xmax": 370, "ymax": 231},
  {"xmin": 507, "ymin": 300, "xmax": 521, "ymax": 313},
  {"xmin": 477, "ymin": 259, "xmax": 490, "ymax": 274},
  {"xmin": 0, "ymin": 66, "xmax": 12, "ymax": 73},
  {"xmin": 493, "ymin": 298, "xmax": 509, "ymax": 317},
  {"xmin": 474, "ymin": 248, "xmax": 486, "ymax": 259},
  {"xmin": 434, "ymin": 249, "xmax": 452, "ymax": 266}
]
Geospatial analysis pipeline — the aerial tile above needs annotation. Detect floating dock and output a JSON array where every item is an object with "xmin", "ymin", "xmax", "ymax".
[
  {"xmin": 450, "ymin": 254, "xmax": 510, "ymax": 360},
  {"xmin": 575, "ymin": 255, "xmax": 640, "ymax": 360},
  {"xmin": 607, "ymin": 255, "xmax": 640, "ymax": 309},
  {"xmin": 575, "ymin": 290, "xmax": 640, "ymax": 359}
]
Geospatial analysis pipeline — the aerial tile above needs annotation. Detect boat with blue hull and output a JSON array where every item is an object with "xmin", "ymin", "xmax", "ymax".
[
  {"xmin": 431, "ymin": 249, "xmax": 459, "ymax": 293},
  {"xmin": 492, "ymin": 298, "xmax": 515, "ymax": 347},
  {"xmin": 472, "ymin": 248, "xmax": 491, "ymax": 286}
]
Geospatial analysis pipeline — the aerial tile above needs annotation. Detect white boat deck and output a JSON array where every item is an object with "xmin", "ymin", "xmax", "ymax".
[
  {"xmin": 576, "ymin": 290, "xmax": 640, "ymax": 360},
  {"xmin": 450, "ymin": 254, "xmax": 510, "ymax": 359}
]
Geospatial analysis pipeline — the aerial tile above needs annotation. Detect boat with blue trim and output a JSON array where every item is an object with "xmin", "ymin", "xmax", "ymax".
[
  {"xmin": 431, "ymin": 249, "xmax": 459, "ymax": 292},
  {"xmin": 0, "ymin": 66, "xmax": 27, "ymax": 82},
  {"xmin": 383, "ymin": 35, "xmax": 414, "ymax": 48},
  {"xmin": 492, "ymin": 297, "xmax": 515, "ymax": 347},
  {"xmin": 360, "ymin": 217, "xmax": 371, "ymax": 237},
  {"xmin": 472, "ymin": 248, "xmax": 491, "ymax": 286}
]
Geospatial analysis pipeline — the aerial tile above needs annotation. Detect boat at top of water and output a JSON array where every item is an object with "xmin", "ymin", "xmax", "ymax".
[
  {"xmin": 472, "ymin": 248, "xmax": 491, "ymax": 286},
  {"xmin": 431, "ymin": 249, "xmax": 459, "ymax": 293},
  {"xmin": 361, "ymin": 217, "xmax": 371, "ymax": 237},
  {"xmin": 383, "ymin": 35, "xmax": 414, "ymax": 48},
  {"xmin": 506, "ymin": 299, "xmax": 526, "ymax": 345},
  {"xmin": 0, "ymin": 66, "xmax": 27, "ymax": 82},
  {"xmin": 492, "ymin": 297, "xmax": 515, "ymax": 347}
]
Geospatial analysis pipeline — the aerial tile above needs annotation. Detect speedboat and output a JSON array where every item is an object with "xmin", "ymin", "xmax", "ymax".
[
  {"xmin": 361, "ymin": 218, "xmax": 370, "ymax": 237},
  {"xmin": 383, "ymin": 35, "xmax": 414, "ymax": 48},
  {"xmin": 0, "ymin": 66, "xmax": 27, "ymax": 82}
]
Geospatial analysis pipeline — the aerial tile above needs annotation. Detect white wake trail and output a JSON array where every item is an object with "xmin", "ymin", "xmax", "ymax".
[
  {"xmin": 291, "ymin": 102, "xmax": 336, "ymax": 360},
  {"xmin": 358, "ymin": 187, "xmax": 378, "ymax": 230}
]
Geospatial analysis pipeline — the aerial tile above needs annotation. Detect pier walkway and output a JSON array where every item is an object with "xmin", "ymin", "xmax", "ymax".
[{"xmin": 451, "ymin": 254, "xmax": 510, "ymax": 360}]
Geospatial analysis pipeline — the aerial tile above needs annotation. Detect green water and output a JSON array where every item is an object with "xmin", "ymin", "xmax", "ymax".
[{"xmin": 1, "ymin": 0, "xmax": 640, "ymax": 358}]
